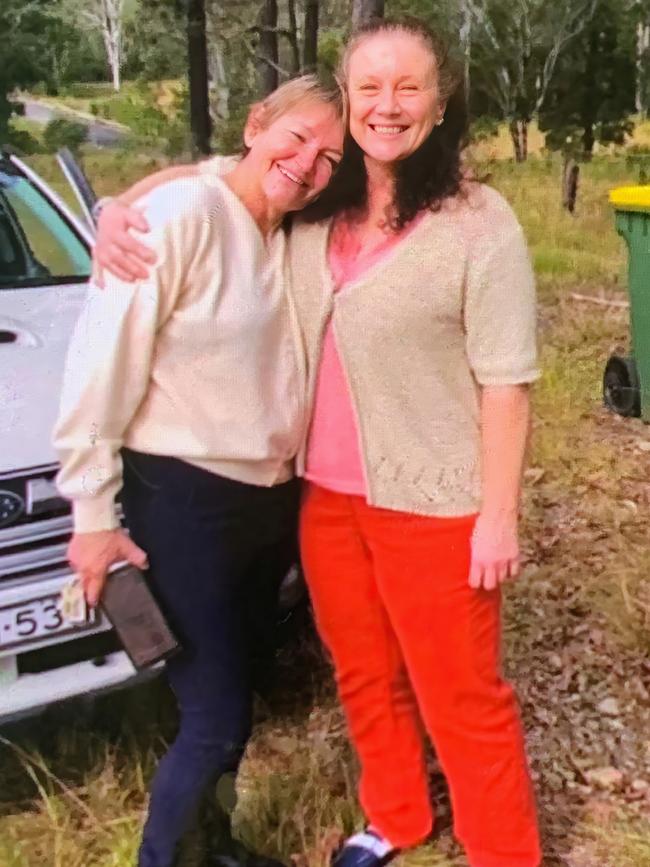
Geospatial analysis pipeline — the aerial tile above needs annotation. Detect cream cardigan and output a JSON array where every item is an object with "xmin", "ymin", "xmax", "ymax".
[{"xmin": 288, "ymin": 184, "xmax": 539, "ymax": 516}]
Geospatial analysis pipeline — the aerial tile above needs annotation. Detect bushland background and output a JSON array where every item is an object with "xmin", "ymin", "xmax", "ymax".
[{"xmin": 3, "ymin": 1, "xmax": 650, "ymax": 865}]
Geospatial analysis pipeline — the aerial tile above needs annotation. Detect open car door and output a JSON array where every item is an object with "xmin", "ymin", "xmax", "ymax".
[
  {"xmin": 56, "ymin": 147, "xmax": 98, "ymax": 231},
  {"xmin": 4, "ymin": 149, "xmax": 96, "ymax": 245}
]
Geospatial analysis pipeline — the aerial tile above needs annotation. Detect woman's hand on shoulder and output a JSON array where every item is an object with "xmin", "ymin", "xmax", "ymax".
[
  {"xmin": 468, "ymin": 512, "xmax": 520, "ymax": 591},
  {"xmin": 94, "ymin": 200, "xmax": 156, "ymax": 286}
]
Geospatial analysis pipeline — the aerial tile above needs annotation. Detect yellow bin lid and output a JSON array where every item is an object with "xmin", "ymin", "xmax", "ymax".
[{"xmin": 609, "ymin": 185, "xmax": 650, "ymax": 211}]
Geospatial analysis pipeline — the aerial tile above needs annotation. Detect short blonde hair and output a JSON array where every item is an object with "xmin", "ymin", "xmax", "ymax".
[{"xmin": 256, "ymin": 74, "xmax": 345, "ymax": 128}]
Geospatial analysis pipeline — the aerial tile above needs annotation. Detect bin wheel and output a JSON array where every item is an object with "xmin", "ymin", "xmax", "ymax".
[{"xmin": 603, "ymin": 355, "xmax": 641, "ymax": 418}]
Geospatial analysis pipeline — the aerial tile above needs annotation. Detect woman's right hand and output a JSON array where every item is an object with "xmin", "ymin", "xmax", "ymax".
[
  {"xmin": 94, "ymin": 200, "xmax": 157, "ymax": 285},
  {"xmin": 67, "ymin": 529, "xmax": 149, "ymax": 607}
]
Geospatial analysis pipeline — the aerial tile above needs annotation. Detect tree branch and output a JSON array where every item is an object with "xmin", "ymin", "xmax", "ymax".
[{"xmin": 242, "ymin": 40, "xmax": 291, "ymax": 78}]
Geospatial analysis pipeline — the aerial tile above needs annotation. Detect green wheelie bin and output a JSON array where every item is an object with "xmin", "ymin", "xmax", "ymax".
[{"xmin": 604, "ymin": 185, "xmax": 650, "ymax": 421}]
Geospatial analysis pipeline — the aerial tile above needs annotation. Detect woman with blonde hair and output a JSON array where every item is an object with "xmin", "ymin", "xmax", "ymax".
[
  {"xmin": 93, "ymin": 17, "xmax": 542, "ymax": 867},
  {"xmin": 55, "ymin": 75, "xmax": 344, "ymax": 867}
]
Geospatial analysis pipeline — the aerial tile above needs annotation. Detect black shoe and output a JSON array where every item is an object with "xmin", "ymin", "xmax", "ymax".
[{"xmin": 331, "ymin": 829, "xmax": 399, "ymax": 867}]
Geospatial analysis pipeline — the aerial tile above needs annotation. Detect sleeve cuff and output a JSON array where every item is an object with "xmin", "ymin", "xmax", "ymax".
[
  {"xmin": 72, "ymin": 498, "xmax": 120, "ymax": 534},
  {"xmin": 475, "ymin": 368, "xmax": 541, "ymax": 386}
]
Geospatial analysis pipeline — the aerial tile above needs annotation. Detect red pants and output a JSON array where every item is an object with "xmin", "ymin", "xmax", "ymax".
[{"xmin": 300, "ymin": 485, "xmax": 541, "ymax": 867}]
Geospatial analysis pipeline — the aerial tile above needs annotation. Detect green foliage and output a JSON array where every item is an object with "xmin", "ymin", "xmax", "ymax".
[
  {"xmin": 317, "ymin": 30, "xmax": 346, "ymax": 82},
  {"xmin": 0, "ymin": 0, "xmax": 107, "ymax": 139},
  {"xmin": 7, "ymin": 126, "xmax": 43, "ymax": 156},
  {"xmin": 388, "ymin": 0, "xmax": 457, "ymax": 38},
  {"xmin": 42, "ymin": 118, "xmax": 88, "ymax": 154},
  {"xmin": 0, "ymin": 0, "xmax": 53, "ymax": 138},
  {"xmin": 37, "ymin": 14, "xmax": 107, "ymax": 94},
  {"xmin": 123, "ymin": 0, "xmax": 186, "ymax": 80},
  {"xmin": 213, "ymin": 104, "xmax": 249, "ymax": 156},
  {"xmin": 624, "ymin": 145, "xmax": 650, "ymax": 183},
  {"xmin": 111, "ymin": 83, "xmax": 190, "ymax": 156},
  {"xmin": 58, "ymin": 83, "xmax": 119, "ymax": 100},
  {"xmin": 469, "ymin": 116, "xmax": 500, "ymax": 144},
  {"xmin": 539, "ymin": 0, "xmax": 636, "ymax": 159},
  {"xmin": 108, "ymin": 96, "xmax": 169, "ymax": 139}
]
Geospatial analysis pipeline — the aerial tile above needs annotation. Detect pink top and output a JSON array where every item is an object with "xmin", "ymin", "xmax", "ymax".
[{"xmin": 305, "ymin": 212, "xmax": 425, "ymax": 495}]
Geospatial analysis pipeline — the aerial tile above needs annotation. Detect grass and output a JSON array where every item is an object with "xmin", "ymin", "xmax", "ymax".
[
  {"xmin": 565, "ymin": 814, "xmax": 650, "ymax": 866},
  {"xmin": 3, "ymin": 137, "xmax": 650, "ymax": 865}
]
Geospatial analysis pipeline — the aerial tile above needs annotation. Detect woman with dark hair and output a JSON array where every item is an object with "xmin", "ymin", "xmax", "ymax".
[
  {"xmin": 93, "ymin": 17, "xmax": 541, "ymax": 867},
  {"xmin": 293, "ymin": 20, "xmax": 541, "ymax": 867}
]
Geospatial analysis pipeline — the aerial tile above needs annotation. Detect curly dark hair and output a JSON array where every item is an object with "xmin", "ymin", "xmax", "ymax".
[{"xmin": 300, "ymin": 17, "xmax": 469, "ymax": 230}]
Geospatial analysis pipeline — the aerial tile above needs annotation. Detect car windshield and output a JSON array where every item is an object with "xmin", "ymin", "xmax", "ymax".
[{"xmin": 0, "ymin": 168, "xmax": 91, "ymax": 289}]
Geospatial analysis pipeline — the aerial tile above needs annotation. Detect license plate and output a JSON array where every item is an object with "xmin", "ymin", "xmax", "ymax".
[{"xmin": 0, "ymin": 593, "xmax": 97, "ymax": 653}]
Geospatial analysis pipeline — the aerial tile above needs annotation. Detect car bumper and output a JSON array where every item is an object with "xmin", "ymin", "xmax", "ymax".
[
  {"xmin": 0, "ymin": 649, "xmax": 160, "ymax": 724},
  {"xmin": 0, "ymin": 490, "xmax": 163, "ymax": 724}
]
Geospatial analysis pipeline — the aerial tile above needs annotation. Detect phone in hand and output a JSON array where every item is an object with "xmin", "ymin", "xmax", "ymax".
[{"xmin": 100, "ymin": 561, "xmax": 181, "ymax": 670}]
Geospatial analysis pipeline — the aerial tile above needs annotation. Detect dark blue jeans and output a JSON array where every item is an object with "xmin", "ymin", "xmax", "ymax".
[{"xmin": 120, "ymin": 450, "xmax": 299, "ymax": 867}]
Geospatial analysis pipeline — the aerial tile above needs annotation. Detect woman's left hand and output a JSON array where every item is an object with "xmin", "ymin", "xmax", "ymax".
[{"xmin": 468, "ymin": 513, "xmax": 520, "ymax": 591}]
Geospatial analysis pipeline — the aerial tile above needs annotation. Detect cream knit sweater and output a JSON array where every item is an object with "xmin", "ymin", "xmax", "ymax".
[{"xmin": 55, "ymin": 172, "xmax": 306, "ymax": 533}]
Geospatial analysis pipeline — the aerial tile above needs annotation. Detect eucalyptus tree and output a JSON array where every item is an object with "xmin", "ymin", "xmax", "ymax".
[
  {"xmin": 60, "ymin": 0, "xmax": 127, "ymax": 91},
  {"xmin": 539, "ymin": 0, "xmax": 635, "ymax": 210},
  {"xmin": 467, "ymin": 0, "xmax": 599, "ymax": 160}
]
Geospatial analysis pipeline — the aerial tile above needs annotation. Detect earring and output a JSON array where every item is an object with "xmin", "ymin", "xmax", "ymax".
[{"xmin": 435, "ymin": 116, "xmax": 445, "ymax": 127}]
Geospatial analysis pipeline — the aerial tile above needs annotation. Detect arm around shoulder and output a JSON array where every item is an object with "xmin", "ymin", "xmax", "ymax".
[{"xmin": 94, "ymin": 163, "xmax": 203, "ymax": 283}]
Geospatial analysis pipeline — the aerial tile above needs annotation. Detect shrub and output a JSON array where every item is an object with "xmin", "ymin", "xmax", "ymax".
[
  {"xmin": 7, "ymin": 126, "xmax": 42, "ymax": 155},
  {"xmin": 624, "ymin": 145, "xmax": 650, "ymax": 183},
  {"xmin": 470, "ymin": 116, "xmax": 501, "ymax": 143},
  {"xmin": 42, "ymin": 118, "xmax": 88, "ymax": 154},
  {"xmin": 213, "ymin": 102, "xmax": 249, "ymax": 156},
  {"xmin": 98, "ymin": 93, "xmax": 171, "ymax": 146}
]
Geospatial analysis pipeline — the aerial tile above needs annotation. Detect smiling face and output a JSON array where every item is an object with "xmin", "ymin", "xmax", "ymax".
[
  {"xmin": 244, "ymin": 100, "xmax": 344, "ymax": 214},
  {"xmin": 346, "ymin": 30, "xmax": 444, "ymax": 167}
]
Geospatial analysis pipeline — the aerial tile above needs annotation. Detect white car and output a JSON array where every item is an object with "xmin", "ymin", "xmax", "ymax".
[{"xmin": 0, "ymin": 149, "xmax": 152, "ymax": 723}]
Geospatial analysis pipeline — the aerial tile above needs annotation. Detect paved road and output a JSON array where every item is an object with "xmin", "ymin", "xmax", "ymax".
[{"xmin": 21, "ymin": 99, "xmax": 129, "ymax": 148}]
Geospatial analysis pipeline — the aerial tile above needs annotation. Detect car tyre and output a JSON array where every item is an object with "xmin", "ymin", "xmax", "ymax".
[{"xmin": 603, "ymin": 354, "xmax": 641, "ymax": 417}]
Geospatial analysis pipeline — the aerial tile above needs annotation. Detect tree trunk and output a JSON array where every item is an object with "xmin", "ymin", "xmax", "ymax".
[
  {"xmin": 352, "ymin": 0, "xmax": 384, "ymax": 27},
  {"xmin": 582, "ymin": 123, "xmax": 594, "ymax": 160},
  {"xmin": 562, "ymin": 156, "xmax": 580, "ymax": 214},
  {"xmin": 459, "ymin": 0, "xmax": 472, "ymax": 95},
  {"xmin": 187, "ymin": 0, "xmax": 212, "ymax": 155},
  {"xmin": 100, "ymin": 0, "xmax": 123, "ymax": 92},
  {"xmin": 287, "ymin": 0, "xmax": 301, "ymax": 74},
  {"xmin": 303, "ymin": 0, "xmax": 319, "ymax": 72},
  {"xmin": 256, "ymin": 0, "xmax": 278, "ymax": 97},
  {"xmin": 209, "ymin": 38, "xmax": 229, "ymax": 121},
  {"xmin": 109, "ymin": 42, "xmax": 120, "ymax": 92},
  {"xmin": 509, "ymin": 119, "xmax": 528, "ymax": 162},
  {"xmin": 580, "ymin": 24, "xmax": 597, "ymax": 161},
  {"xmin": 636, "ymin": 19, "xmax": 650, "ymax": 118}
]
